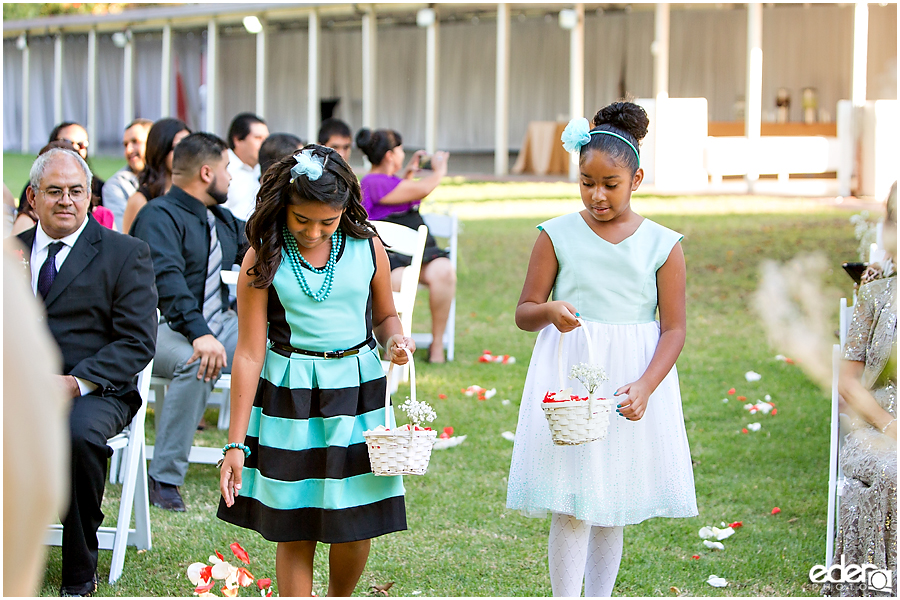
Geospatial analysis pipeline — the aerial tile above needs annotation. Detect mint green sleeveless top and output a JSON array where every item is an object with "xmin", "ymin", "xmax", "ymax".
[{"xmin": 539, "ymin": 212, "xmax": 683, "ymax": 325}]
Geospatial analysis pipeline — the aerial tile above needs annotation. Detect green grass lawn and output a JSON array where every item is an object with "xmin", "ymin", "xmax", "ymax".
[{"xmin": 35, "ymin": 183, "xmax": 862, "ymax": 596}]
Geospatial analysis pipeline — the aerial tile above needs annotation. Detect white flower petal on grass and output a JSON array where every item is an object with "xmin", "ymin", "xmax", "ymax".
[
  {"xmin": 745, "ymin": 371, "xmax": 762, "ymax": 382},
  {"xmin": 501, "ymin": 431, "xmax": 516, "ymax": 441},
  {"xmin": 502, "ymin": 399, "xmax": 511, "ymax": 406},
  {"xmin": 703, "ymin": 540, "xmax": 725, "ymax": 550},
  {"xmin": 211, "ymin": 561, "xmax": 234, "ymax": 580},
  {"xmin": 209, "ymin": 555, "xmax": 223, "ymax": 565},
  {"xmin": 433, "ymin": 435, "xmax": 467, "ymax": 450},
  {"xmin": 765, "ymin": 394, "xmax": 772, "ymax": 401},
  {"xmin": 187, "ymin": 562, "xmax": 207, "ymax": 585},
  {"xmin": 775, "ymin": 354, "xmax": 786, "ymax": 361},
  {"xmin": 484, "ymin": 388, "xmax": 497, "ymax": 400},
  {"xmin": 707, "ymin": 575, "xmax": 728, "ymax": 588},
  {"xmin": 748, "ymin": 422, "xmax": 762, "ymax": 431},
  {"xmin": 722, "ymin": 398, "xmax": 729, "ymax": 403},
  {"xmin": 714, "ymin": 526, "xmax": 735, "ymax": 540},
  {"xmin": 698, "ymin": 526, "xmax": 715, "ymax": 539}
]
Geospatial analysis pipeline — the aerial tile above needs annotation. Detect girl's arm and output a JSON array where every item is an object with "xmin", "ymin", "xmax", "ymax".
[
  {"xmin": 515, "ymin": 230, "xmax": 580, "ymax": 333},
  {"xmin": 617, "ymin": 242, "xmax": 686, "ymax": 421},
  {"xmin": 375, "ymin": 152, "xmax": 449, "ymax": 206},
  {"xmin": 839, "ymin": 360, "xmax": 898, "ymax": 440},
  {"xmin": 370, "ymin": 237, "xmax": 416, "ymax": 364},
  {"xmin": 220, "ymin": 248, "xmax": 269, "ymax": 506}
]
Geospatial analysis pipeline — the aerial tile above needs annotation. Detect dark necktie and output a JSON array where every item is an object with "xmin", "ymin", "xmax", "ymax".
[{"xmin": 37, "ymin": 241, "xmax": 64, "ymax": 299}]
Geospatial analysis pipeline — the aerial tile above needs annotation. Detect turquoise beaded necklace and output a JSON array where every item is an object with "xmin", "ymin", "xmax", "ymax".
[{"xmin": 282, "ymin": 224, "xmax": 343, "ymax": 302}]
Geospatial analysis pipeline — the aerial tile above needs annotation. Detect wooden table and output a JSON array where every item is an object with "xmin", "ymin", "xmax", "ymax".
[{"xmin": 512, "ymin": 121, "xmax": 570, "ymax": 175}]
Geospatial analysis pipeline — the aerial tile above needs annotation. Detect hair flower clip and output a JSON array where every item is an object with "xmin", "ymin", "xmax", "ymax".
[
  {"xmin": 561, "ymin": 117, "xmax": 592, "ymax": 153},
  {"xmin": 290, "ymin": 149, "xmax": 324, "ymax": 183}
]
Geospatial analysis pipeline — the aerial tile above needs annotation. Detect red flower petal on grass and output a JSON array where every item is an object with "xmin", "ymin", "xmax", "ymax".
[
  {"xmin": 737, "ymin": 396, "xmax": 747, "ymax": 401},
  {"xmin": 237, "ymin": 567, "xmax": 255, "ymax": 587},
  {"xmin": 257, "ymin": 578, "xmax": 272, "ymax": 590},
  {"xmin": 215, "ymin": 550, "xmax": 225, "ymax": 561},
  {"xmin": 443, "ymin": 426, "xmax": 454, "ymax": 437},
  {"xmin": 201, "ymin": 565, "xmax": 213, "ymax": 581},
  {"xmin": 771, "ymin": 507, "xmax": 781, "ymax": 515},
  {"xmin": 691, "ymin": 555, "xmax": 700, "ymax": 560},
  {"xmin": 741, "ymin": 428, "xmax": 748, "ymax": 434},
  {"xmin": 267, "ymin": 591, "xmax": 274, "ymax": 597},
  {"xmin": 222, "ymin": 584, "xmax": 239, "ymax": 597},
  {"xmin": 195, "ymin": 580, "xmax": 215, "ymax": 594},
  {"xmin": 785, "ymin": 358, "xmax": 795, "ymax": 364},
  {"xmin": 438, "ymin": 394, "xmax": 447, "ymax": 399},
  {"xmin": 771, "ymin": 408, "xmax": 778, "ymax": 415},
  {"xmin": 728, "ymin": 388, "xmax": 736, "ymax": 395},
  {"xmin": 230, "ymin": 542, "xmax": 250, "ymax": 564},
  {"xmin": 729, "ymin": 521, "xmax": 743, "ymax": 529}
]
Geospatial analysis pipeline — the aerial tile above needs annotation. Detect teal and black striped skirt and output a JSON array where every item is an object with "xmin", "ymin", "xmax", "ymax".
[{"xmin": 217, "ymin": 346, "xmax": 406, "ymax": 543}]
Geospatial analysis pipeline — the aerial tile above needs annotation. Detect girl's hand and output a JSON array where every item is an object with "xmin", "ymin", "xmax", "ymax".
[
  {"xmin": 386, "ymin": 335, "xmax": 416, "ymax": 365},
  {"xmin": 403, "ymin": 151, "xmax": 427, "ymax": 177},
  {"xmin": 614, "ymin": 380, "xmax": 652, "ymax": 421},
  {"xmin": 219, "ymin": 449, "xmax": 244, "ymax": 508},
  {"xmin": 548, "ymin": 301, "xmax": 580, "ymax": 333}
]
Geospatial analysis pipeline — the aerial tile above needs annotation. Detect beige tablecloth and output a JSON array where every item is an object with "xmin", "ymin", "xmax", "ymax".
[{"xmin": 512, "ymin": 121, "xmax": 570, "ymax": 176}]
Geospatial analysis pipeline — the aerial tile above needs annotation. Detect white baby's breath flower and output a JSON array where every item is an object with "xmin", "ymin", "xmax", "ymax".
[
  {"xmin": 569, "ymin": 363, "xmax": 609, "ymax": 394},
  {"xmin": 399, "ymin": 397, "xmax": 437, "ymax": 427}
]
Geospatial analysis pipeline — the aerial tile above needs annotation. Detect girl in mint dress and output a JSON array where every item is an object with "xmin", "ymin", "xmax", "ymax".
[
  {"xmin": 507, "ymin": 103, "xmax": 698, "ymax": 597},
  {"xmin": 217, "ymin": 145, "xmax": 414, "ymax": 597}
]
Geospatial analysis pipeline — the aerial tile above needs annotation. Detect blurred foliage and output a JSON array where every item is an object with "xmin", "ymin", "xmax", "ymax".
[{"xmin": 3, "ymin": 3, "xmax": 174, "ymax": 21}]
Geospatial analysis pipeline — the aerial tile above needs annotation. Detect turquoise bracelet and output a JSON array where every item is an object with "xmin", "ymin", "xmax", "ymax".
[{"xmin": 222, "ymin": 442, "xmax": 251, "ymax": 458}]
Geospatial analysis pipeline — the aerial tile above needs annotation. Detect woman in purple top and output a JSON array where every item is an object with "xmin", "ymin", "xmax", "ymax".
[{"xmin": 357, "ymin": 128, "xmax": 455, "ymax": 363}]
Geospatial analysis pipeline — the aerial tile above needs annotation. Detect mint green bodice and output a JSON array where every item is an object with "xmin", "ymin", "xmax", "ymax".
[{"xmin": 539, "ymin": 212, "xmax": 683, "ymax": 325}]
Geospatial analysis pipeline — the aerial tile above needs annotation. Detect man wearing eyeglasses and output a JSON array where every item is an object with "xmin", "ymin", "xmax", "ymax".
[
  {"xmin": 18, "ymin": 122, "xmax": 106, "ymax": 211},
  {"xmin": 16, "ymin": 148, "xmax": 157, "ymax": 597}
]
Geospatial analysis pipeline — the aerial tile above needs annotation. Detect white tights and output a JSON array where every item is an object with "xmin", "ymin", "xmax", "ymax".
[{"xmin": 548, "ymin": 512, "xmax": 624, "ymax": 597}]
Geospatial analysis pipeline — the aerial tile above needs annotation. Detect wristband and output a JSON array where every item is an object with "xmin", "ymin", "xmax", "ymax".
[{"xmin": 881, "ymin": 418, "xmax": 897, "ymax": 434}]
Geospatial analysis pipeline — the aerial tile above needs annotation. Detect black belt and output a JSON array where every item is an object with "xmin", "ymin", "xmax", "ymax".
[{"xmin": 269, "ymin": 337, "xmax": 375, "ymax": 359}]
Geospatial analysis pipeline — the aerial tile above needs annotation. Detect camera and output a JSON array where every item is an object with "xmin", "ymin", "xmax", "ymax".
[{"xmin": 419, "ymin": 154, "xmax": 433, "ymax": 171}]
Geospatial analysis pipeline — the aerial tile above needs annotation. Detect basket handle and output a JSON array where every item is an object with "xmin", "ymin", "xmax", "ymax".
[
  {"xmin": 556, "ymin": 317, "xmax": 595, "ymax": 388},
  {"xmin": 384, "ymin": 347, "xmax": 416, "ymax": 429},
  {"xmin": 556, "ymin": 318, "xmax": 598, "ymax": 418}
]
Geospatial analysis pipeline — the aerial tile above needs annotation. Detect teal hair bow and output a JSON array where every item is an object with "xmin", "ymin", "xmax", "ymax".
[
  {"xmin": 290, "ymin": 149, "xmax": 324, "ymax": 183},
  {"xmin": 561, "ymin": 117, "xmax": 592, "ymax": 153}
]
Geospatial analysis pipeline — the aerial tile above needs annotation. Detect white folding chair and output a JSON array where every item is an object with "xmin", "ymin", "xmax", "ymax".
[
  {"xmin": 372, "ymin": 221, "xmax": 428, "ymax": 392},
  {"xmin": 411, "ymin": 212, "xmax": 459, "ymax": 361},
  {"xmin": 826, "ymin": 297, "xmax": 855, "ymax": 566},
  {"xmin": 46, "ymin": 359, "xmax": 154, "ymax": 585}
]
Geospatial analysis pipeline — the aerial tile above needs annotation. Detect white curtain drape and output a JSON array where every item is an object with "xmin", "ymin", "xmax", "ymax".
[{"xmin": 4, "ymin": 4, "xmax": 896, "ymax": 154}]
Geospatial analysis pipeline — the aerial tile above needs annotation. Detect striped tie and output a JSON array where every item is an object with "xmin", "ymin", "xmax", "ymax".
[{"xmin": 203, "ymin": 209, "xmax": 224, "ymax": 337}]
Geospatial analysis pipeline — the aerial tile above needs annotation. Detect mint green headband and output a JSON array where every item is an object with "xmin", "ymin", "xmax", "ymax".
[{"xmin": 590, "ymin": 130, "xmax": 640, "ymax": 167}]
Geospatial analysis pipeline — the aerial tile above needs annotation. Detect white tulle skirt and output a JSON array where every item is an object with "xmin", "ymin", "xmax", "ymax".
[{"xmin": 506, "ymin": 321, "xmax": 698, "ymax": 526}]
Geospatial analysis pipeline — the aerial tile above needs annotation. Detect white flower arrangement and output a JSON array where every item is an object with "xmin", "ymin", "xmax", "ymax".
[
  {"xmin": 569, "ymin": 363, "xmax": 608, "ymax": 395},
  {"xmin": 399, "ymin": 397, "xmax": 437, "ymax": 427},
  {"xmin": 849, "ymin": 211, "xmax": 877, "ymax": 262}
]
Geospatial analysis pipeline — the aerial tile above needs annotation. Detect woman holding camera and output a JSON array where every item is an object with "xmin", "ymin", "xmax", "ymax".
[{"xmin": 357, "ymin": 128, "xmax": 455, "ymax": 363}]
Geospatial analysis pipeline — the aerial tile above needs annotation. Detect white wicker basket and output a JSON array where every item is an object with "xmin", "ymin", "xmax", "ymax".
[
  {"xmin": 364, "ymin": 349, "xmax": 437, "ymax": 476},
  {"xmin": 542, "ymin": 319, "xmax": 614, "ymax": 446}
]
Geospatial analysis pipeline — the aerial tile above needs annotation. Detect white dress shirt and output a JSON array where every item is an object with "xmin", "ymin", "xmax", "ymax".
[
  {"xmin": 30, "ymin": 217, "xmax": 98, "ymax": 396},
  {"xmin": 223, "ymin": 148, "xmax": 261, "ymax": 222}
]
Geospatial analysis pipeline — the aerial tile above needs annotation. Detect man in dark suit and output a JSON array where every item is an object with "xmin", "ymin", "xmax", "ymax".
[{"xmin": 18, "ymin": 148, "xmax": 157, "ymax": 596}]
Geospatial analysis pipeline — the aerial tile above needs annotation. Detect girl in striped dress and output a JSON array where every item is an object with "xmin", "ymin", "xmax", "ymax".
[{"xmin": 217, "ymin": 144, "xmax": 414, "ymax": 596}]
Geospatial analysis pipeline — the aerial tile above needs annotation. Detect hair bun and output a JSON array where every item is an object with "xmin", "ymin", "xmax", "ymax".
[
  {"xmin": 592, "ymin": 102, "xmax": 649, "ymax": 143},
  {"xmin": 354, "ymin": 128, "xmax": 373, "ymax": 151}
]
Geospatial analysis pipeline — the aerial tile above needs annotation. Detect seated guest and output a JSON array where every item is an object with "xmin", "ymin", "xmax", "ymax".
[
  {"xmin": 258, "ymin": 133, "xmax": 304, "ymax": 179},
  {"xmin": 102, "ymin": 118, "xmax": 153, "ymax": 232},
  {"xmin": 829, "ymin": 181, "xmax": 897, "ymax": 597},
  {"xmin": 223, "ymin": 112, "xmax": 269, "ymax": 221},
  {"xmin": 318, "ymin": 117, "xmax": 353, "ymax": 164},
  {"xmin": 131, "ymin": 133, "xmax": 244, "ymax": 512},
  {"xmin": 17, "ymin": 148, "xmax": 158, "ymax": 596},
  {"xmin": 14, "ymin": 141, "xmax": 115, "ymax": 236},
  {"xmin": 122, "ymin": 118, "xmax": 191, "ymax": 234},
  {"xmin": 20, "ymin": 122, "xmax": 105, "ymax": 207},
  {"xmin": 356, "ymin": 127, "xmax": 455, "ymax": 363}
]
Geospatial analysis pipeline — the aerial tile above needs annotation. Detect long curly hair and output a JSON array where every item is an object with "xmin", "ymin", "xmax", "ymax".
[{"xmin": 245, "ymin": 144, "xmax": 375, "ymax": 288}]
